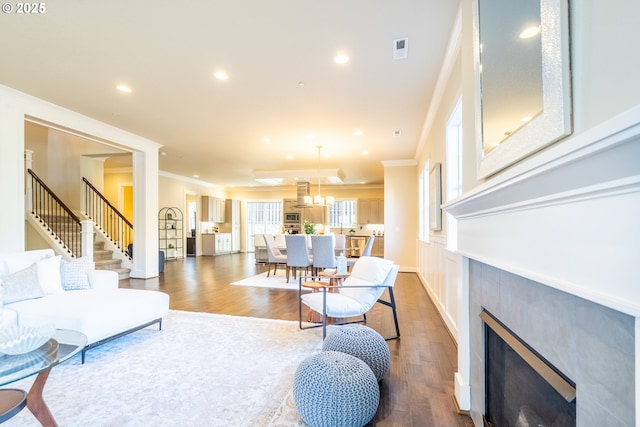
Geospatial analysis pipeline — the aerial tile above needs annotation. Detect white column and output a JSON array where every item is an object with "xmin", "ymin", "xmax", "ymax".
[
  {"xmin": 81, "ymin": 220, "xmax": 94, "ymax": 260},
  {"xmin": 131, "ymin": 150, "xmax": 159, "ymax": 278}
]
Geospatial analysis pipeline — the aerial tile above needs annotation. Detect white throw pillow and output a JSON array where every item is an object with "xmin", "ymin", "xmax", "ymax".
[
  {"xmin": 349, "ymin": 256, "xmax": 394, "ymax": 284},
  {"xmin": 60, "ymin": 257, "xmax": 94, "ymax": 291},
  {"xmin": 37, "ymin": 255, "xmax": 63, "ymax": 294},
  {"xmin": 1, "ymin": 263, "xmax": 45, "ymax": 304}
]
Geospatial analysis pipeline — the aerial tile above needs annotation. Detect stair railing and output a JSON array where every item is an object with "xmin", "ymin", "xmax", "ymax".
[
  {"xmin": 27, "ymin": 169, "xmax": 82, "ymax": 257},
  {"xmin": 82, "ymin": 177, "xmax": 133, "ymax": 258}
]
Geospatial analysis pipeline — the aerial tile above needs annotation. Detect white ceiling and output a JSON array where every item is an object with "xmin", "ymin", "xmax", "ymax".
[{"xmin": 1, "ymin": 0, "xmax": 459, "ymax": 188}]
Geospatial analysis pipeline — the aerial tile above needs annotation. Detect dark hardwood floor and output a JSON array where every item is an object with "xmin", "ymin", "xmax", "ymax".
[{"xmin": 121, "ymin": 253, "xmax": 474, "ymax": 427}]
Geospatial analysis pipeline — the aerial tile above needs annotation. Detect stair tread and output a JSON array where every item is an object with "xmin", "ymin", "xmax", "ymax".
[{"xmin": 94, "ymin": 259, "xmax": 122, "ymax": 266}]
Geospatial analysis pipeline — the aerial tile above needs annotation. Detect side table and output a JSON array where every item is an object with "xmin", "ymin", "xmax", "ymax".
[{"xmin": 0, "ymin": 329, "xmax": 87, "ymax": 426}]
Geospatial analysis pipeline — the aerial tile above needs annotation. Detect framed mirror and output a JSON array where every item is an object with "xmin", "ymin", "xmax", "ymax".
[{"xmin": 473, "ymin": 0, "xmax": 572, "ymax": 178}]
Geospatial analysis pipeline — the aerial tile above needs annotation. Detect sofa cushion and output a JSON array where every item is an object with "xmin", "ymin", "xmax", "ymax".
[
  {"xmin": 0, "ymin": 249, "xmax": 54, "ymax": 278},
  {"xmin": 37, "ymin": 255, "xmax": 64, "ymax": 294},
  {"xmin": 1, "ymin": 263, "xmax": 45, "ymax": 304},
  {"xmin": 60, "ymin": 257, "xmax": 94, "ymax": 291}
]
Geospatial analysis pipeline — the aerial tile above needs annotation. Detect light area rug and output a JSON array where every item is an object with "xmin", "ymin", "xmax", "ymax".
[
  {"xmin": 5, "ymin": 310, "xmax": 322, "ymax": 427},
  {"xmin": 231, "ymin": 271, "xmax": 319, "ymax": 291}
]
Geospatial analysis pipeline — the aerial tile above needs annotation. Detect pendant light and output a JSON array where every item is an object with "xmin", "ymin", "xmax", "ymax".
[{"xmin": 304, "ymin": 145, "xmax": 334, "ymax": 205}]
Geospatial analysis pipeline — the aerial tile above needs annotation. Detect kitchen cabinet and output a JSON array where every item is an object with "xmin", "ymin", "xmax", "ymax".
[
  {"xmin": 201, "ymin": 233, "xmax": 232, "ymax": 255},
  {"xmin": 371, "ymin": 236, "xmax": 384, "ymax": 257},
  {"xmin": 201, "ymin": 196, "xmax": 226, "ymax": 223},
  {"xmin": 346, "ymin": 235, "xmax": 383, "ymax": 257},
  {"xmin": 303, "ymin": 205, "xmax": 327, "ymax": 225},
  {"xmin": 357, "ymin": 199, "xmax": 384, "ymax": 224},
  {"xmin": 216, "ymin": 233, "xmax": 232, "ymax": 254},
  {"xmin": 224, "ymin": 199, "xmax": 241, "ymax": 252}
]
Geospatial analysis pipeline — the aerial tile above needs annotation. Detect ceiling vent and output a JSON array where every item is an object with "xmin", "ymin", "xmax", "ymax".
[{"xmin": 393, "ymin": 38, "xmax": 409, "ymax": 60}]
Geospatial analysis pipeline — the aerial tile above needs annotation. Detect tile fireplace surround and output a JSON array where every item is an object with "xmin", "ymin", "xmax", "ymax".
[
  {"xmin": 444, "ymin": 106, "xmax": 640, "ymax": 427},
  {"xmin": 470, "ymin": 260, "xmax": 633, "ymax": 425}
]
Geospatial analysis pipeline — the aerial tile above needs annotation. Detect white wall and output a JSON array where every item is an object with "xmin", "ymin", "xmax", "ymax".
[
  {"xmin": 0, "ymin": 84, "xmax": 161, "ymax": 277},
  {"xmin": 0, "ymin": 88, "xmax": 29, "ymax": 250},
  {"xmin": 414, "ymin": 3, "xmax": 464, "ymax": 339},
  {"xmin": 415, "ymin": 0, "xmax": 640, "ymax": 417},
  {"xmin": 382, "ymin": 162, "xmax": 418, "ymax": 270}
]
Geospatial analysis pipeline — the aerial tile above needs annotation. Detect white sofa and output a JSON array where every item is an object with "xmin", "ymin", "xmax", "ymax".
[{"xmin": 0, "ymin": 249, "xmax": 170, "ymax": 362}]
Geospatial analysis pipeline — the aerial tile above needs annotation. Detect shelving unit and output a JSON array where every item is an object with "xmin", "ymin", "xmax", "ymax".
[{"xmin": 159, "ymin": 207, "xmax": 184, "ymax": 260}]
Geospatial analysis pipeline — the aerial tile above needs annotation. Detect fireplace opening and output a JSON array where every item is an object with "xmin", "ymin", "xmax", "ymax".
[{"xmin": 481, "ymin": 310, "xmax": 576, "ymax": 427}]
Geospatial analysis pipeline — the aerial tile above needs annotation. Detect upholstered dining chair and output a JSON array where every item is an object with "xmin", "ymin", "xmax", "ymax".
[
  {"xmin": 310, "ymin": 235, "xmax": 336, "ymax": 275},
  {"xmin": 334, "ymin": 234, "xmax": 347, "ymax": 256},
  {"xmin": 347, "ymin": 235, "xmax": 375, "ymax": 270},
  {"xmin": 361, "ymin": 235, "xmax": 375, "ymax": 257},
  {"xmin": 263, "ymin": 234, "xmax": 288, "ymax": 280},
  {"xmin": 298, "ymin": 256, "xmax": 400, "ymax": 339},
  {"xmin": 285, "ymin": 234, "xmax": 313, "ymax": 282}
]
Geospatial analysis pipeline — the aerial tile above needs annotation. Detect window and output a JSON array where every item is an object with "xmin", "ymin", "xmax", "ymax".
[
  {"xmin": 329, "ymin": 200, "xmax": 356, "ymax": 229},
  {"xmin": 419, "ymin": 163, "xmax": 430, "ymax": 241},
  {"xmin": 246, "ymin": 201, "xmax": 282, "ymax": 250}
]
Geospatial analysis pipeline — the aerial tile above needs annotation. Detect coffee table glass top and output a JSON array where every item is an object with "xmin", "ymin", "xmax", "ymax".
[{"xmin": 0, "ymin": 329, "xmax": 87, "ymax": 386}]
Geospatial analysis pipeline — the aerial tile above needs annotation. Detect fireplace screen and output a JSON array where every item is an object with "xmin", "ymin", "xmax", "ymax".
[{"xmin": 482, "ymin": 310, "xmax": 576, "ymax": 427}]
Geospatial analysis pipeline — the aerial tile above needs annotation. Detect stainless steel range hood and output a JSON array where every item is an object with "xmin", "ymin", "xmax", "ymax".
[{"xmin": 295, "ymin": 181, "xmax": 311, "ymax": 208}]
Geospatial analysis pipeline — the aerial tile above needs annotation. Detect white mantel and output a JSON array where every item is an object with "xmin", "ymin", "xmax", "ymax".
[
  {"xmin": 445, "ymin": 104, "xmax": 640, "ymax": 317},
  {"xmin": 443, "ymin": 104, "xmax": 640, "ymax": 424}
]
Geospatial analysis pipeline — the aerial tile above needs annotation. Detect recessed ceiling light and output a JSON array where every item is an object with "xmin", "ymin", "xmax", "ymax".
[
  {"xmin": 262, "ymin": 137, "xmax": 271, "ymax": 143},
  {"xmin": 214, "ymin": 71, "xmax": 229, "ymax": 80},
  {"xmin": 393, "ymin": 130, "xmax": 401, "ymax": 137},
  {"xmin": 298, "ymin": 81, "xmax": 305, "ymax": 86},
  {"xmin": 193, "ymin": 174, "xmax": 199, "ymax": 178},
  {"xmin": 520, "ymin": 25, "xmax": 541, "ymax": 39},
  {"xmin": 334, "ymin": 53, "xmax": 349, "ymax": 64},
  {"xmin": 354, "ymin": 130, "xmax": 363, "ymax": 136},
  {"xmin": 362, "ymin": 151, "xmax": 369, "ymax": 156},
  {"xmin": 116, "ymin": 85, "xmax": 132, "ymax": 93},
  {"xmin": 287, "ymin": 155, "xmax": 294, "ymax": 160}
]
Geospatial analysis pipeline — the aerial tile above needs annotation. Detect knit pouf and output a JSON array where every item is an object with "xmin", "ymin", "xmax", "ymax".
[
  {"xmin": 293, "ymin": 351, "xmax": 380, "ymax": 427},
  {"xmin": 322, "ymin": 324, "xmax": 390, "ymax": 381}
]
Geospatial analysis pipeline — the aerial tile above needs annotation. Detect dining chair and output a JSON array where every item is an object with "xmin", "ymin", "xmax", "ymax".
[
  {"xmin": 253, "ymin": 234, "xmax": 267, "ymax": 263},
  {"xmin": 310, "ymin": 235, "xmax": 336, "ymax": 275},
  {"xmin": 361, "ymin": 235, "xmax": 375, "ymax": 257},
  {"xmin": 263, "ymin": 234, "xmax": 288, "ymax": 280},
  {"xmin": 334, "ymin": 234, "xmax": 347, "ymax": 256},
  {"xmin": 298, "ymin": 256, "xmax": 401, "ymax": 339},
  {"xmin": 285, "ymin": 234, "xmax": 313, "ymax": 282},
  {"xmin": 347, "ymin": 235, "xmax": 375, "ymax": 270}
]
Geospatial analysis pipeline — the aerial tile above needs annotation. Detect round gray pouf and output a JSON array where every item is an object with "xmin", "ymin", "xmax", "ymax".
[
  {"xmin": 322, "ymin": 324, "xmax": 390, "ymax": 381},
  {"xmin": 293, "ymin": 351, "xmax": 380, "ymax": 427}
]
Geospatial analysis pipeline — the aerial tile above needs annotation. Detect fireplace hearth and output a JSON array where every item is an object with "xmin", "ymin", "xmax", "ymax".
[{"xmin": 482, "ymin": 310, "xmax": 576, "ymax": 427}]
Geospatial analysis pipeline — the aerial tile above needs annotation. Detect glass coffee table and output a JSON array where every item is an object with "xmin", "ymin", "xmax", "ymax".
[{"xmin": 0, "ymin": 329, "xmax": 87, "ymax": 426}]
